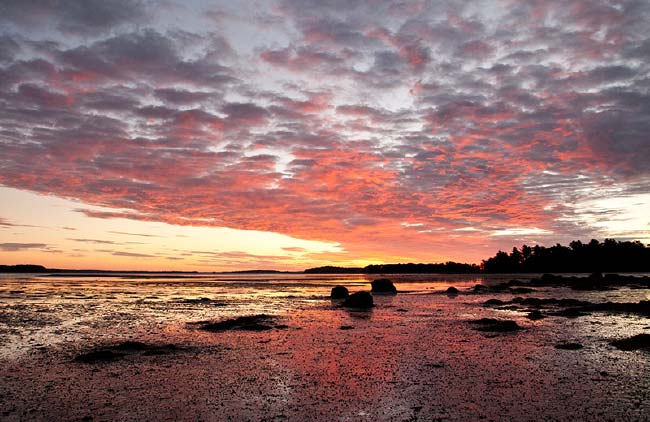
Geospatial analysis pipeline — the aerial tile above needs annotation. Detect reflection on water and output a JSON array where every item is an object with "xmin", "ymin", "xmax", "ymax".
[
  {"xmin": 0, "ymin": 272, "xmax": 649, "ymax": 359},
  {"xmin": 1, "ymin": 272, "xmax": 649, "ymax": 420}
]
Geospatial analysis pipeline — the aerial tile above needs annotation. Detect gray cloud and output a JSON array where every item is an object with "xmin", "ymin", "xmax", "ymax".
[
  {"xmin": 68, "ymin": 238, "xmax": 116, "ymax": 245},
  {"xmin": 111, "ymin": 251, "xmax": 156, "ymax": 258},
  {"xmin": 0, "ymin": 0, "xmax": 149, "ymax": 35},
  {"xmin": 0, "ymin": 243, "xmax": 48, "ymax": 251}
]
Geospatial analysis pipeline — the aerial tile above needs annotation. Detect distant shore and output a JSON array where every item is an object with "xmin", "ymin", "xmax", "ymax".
[
  {"xmin": 3, "ymin": 239, "xmax": 649, "ymax": 275},
  {"xmin": 0, "ymin": 265, "xmax": 296, "ymax": 275}
]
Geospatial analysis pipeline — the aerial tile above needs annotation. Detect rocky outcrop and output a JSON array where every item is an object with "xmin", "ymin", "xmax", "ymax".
[
  {"xmin": 331, "ymin": 285, "xmax": 349, "ymax": 299},
  {"xmin": 370, "ymin": 279, "xmax": 397, "ymax": 294},
  {"xmin": 342, "ymin": 291, "xmax": 374, "ymax": 308}
]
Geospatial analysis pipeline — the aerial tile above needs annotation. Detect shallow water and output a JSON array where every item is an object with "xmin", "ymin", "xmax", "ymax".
[
  {"xmin": 1, "ymin": 272, "xmax": 649, "ymax": 420},
  {"xmin": 0, "ymin": 272, "xmax": 649, "ymax": 359}
]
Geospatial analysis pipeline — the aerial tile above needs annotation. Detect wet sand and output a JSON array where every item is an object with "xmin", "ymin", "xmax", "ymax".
[{"xmin": 1, "ymin": 274, "xmax": 649, "ymax": 421}]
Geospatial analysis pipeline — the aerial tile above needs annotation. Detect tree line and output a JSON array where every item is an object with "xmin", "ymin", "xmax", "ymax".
[
  {"xmin": 305, "ymin": 239, "xmax": 650, "ymax": 274},
  {"xmin": 481, "ymin": 239, "xmax": 650, "ymax": 273},
  {"xmin": 305, "ymin": 262, "xmax": 481, "ymax": 274}
]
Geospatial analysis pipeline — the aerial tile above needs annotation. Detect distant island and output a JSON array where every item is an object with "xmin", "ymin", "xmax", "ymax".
[
  {"xmin": 2, "ymin": 239, "xmax": 649, "ymax": 274},
  {"xmin": 0, "ymin": 264, "xmax": 49, "ymax": 273},
  {"xmin": 305, "ymin": 262, "xmax": 480, "ymax": 274},
  {"xmin": 0, "ymin": 265, "xmax": 286, "ymax": 275}
]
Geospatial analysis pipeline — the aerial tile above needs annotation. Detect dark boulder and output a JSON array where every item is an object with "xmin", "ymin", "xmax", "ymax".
[
  {"xmin": 610, "ymin": 334, "xmax": 650, "ymax": 351},
  {"xmin": 196, "ymin": 314, "xmax": 278, "ymax": 331},
  {"xmin": 526, "ymin": 310, "xmax": 545, "ymax": 320},
  {"xmin": 552, "ymin": 308, "xmax": 589, "ymax": 318},
  {"xmin": 469, "ymin": 318, "xmax": 522, "ymax": 332},
  {"xmin": 510, "ymin": 287, "xmax": 535, "ymax": 294},
  {"xmin": 445, "ymin": 286, "xmax": 460, "ymax": 295},
  {"xmin": 371, "ymin": 278, "xmax": 397, "ymax": 294},
  {"xmin": 74, "ymin": 349, "xmax": 125, "ymax": 363},
  {"xmin": 555, "ymin": 342, "xmax": 583, "ymax": 350},
  {"xmin": 342, "ymin": 291, "xmax": 374, "ymax": 308},
  {"xmin": 331, "ymin": 285, "xmax": 349, "ymax": 299},
  {"xmin": 73, "ymin": 342, "xmax": 180, "ymax": 363},
  {"xmin": 588, "ymin": 272, "xmax": 604, "ymax": 280},
  {"xmin": 112, "ymin": 341, "xmax": 150, "ymax": 352}
]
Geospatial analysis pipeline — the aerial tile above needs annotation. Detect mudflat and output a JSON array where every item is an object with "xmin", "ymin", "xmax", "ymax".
[{"xmin": 1, "ymin": 273, "xmax": 649, "ymax": 421}]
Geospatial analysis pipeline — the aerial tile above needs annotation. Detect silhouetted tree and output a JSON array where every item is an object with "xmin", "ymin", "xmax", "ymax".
[{"xmin": 482, "ymin": 239, "xmax": 650, "ymax": 273}]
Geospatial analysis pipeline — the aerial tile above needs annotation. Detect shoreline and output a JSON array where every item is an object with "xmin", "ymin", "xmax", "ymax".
[{"xmin": 1, "ymin": 274, "xmax": 648, "ymax": 420}]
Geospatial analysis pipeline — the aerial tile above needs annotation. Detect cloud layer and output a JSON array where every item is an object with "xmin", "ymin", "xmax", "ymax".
[{"xmin": 1, "ymin": 0, "xmax": 649, "ymax": 264}]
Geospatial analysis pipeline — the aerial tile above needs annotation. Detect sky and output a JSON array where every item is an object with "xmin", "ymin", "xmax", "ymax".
[{"xmin": 0, "ymin": 0, "xmax": 649, "ymax": 271}]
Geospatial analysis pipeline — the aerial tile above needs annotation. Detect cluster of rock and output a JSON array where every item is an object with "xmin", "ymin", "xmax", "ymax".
[
  {"xmin": 503, "ymin": 272, "xmax": 650, "ymax": 291},
  {"xmin": 329, "ymin": 278, "xmax": 398, "ymax": 309}
]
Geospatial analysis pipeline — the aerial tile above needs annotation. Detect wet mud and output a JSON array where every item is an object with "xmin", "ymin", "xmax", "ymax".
[{"xmin": 1, "ymin": 273, "xmax": 649, "ymax": 421}]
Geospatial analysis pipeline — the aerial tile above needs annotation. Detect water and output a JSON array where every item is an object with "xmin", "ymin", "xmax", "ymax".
[
  {"xmin": 1, "ymin": 272, "xmax": 649, "ymax": 420},
  {"xmin": 1, "ymin": 272, "xmax": 649, "ymax": 359}
]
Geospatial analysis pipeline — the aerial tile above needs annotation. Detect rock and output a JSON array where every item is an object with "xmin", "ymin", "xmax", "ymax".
[
  {"xmin": 552, "ymin": 308, "xmax": 589, "ymax": 318},
  {"xmin": 555, "ymin": 343, "xmax": 583, "ymax": 350},
  {"xmin": 510, "ymin": 287, "xmax": 535, "ymax": 294},
  {"xmin": 196, "ymin": 314, "xmax": 279, "ymax": 331},
  {"xmin": 469, "ymin": 318, "xmax": 522, "ymax": 332},
  {"xmin": 181, "ymin": 297, "xmax": 227, "ymax": 306},
  {"xmin": 588, "ymin": 300, "xmax": 650, "ymax": 317},
  {"xmin": 490, "ymin": 283, "xmax": 511, "ymax": 292},
  {"xmin": 610, "ymin": 334, "xmax": 650, "ymax": 351},
  {"xmin": 74, "ymin": 350, "xmax": 125, "ymax": 363},
  {"xmin": 526, "ymin": 310, "xmax": 545, "ymax": 320},
  {"xmin": 589, "ymin": 272, "xmax": 604, "ymax": 280},
  {"xmin": 445, "ymin": 286, "xmax": 460, "ymax": 295},
  {"xmin": 182, "ymin": 297, "xmax": 212, "ymax": 304},
  {"xmin": 371, "ymin": 278, "xmax": 397, "ymax": 294},
  {"xmin": 112, "ymin": 341, "xmax": 151, "ymax": 351},
  {"xmin": 484, "ymin": 299, "xmax": 504, "ymax": 306},
  {"xmin": 342, "ymin": 291, "xmax": 374, "ymax": 308},
  {"xmin": 73, "ymin": 342, "xmax": 180, "ymax": 363},
  {"xmin": 540, "ymin": 273, "xmax": 561, "ymax": 283},
  {"xmin": 330, "ymin": 285, "xmax": 349, "ymax": 299},
  {"xmin": 339, "ymin": 325, "xmax": 354, "ymax": 330}
]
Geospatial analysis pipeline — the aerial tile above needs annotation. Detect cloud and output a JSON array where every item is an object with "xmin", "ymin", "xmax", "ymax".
[
  {"xmin": 154, "ymin": 88, "xmax": 213, "ymax": 105},
  {"xmin": 68, "ymin": 238, "xmax": 116, "ymax": 245},
  {"xmin": 111, "ymin": 251, "xmax": 156, "ymax": 258},
  {"xmin": 282, "ymin": 247, "xmax": 307, "ymax": 253},
  {"xmin": 56, "ymin": 29, "xmax": 236, "ymax": 87},
  {"xmin": 108, "ymin": 231, "xmax": 161, "ymax": 238},
  {"xmin": 0, "ymin": 0, "xmax": 149, "ymax": 35},
  {"xmin": 222, "ymin": 102, "xmax": 269, "ymax": 125},
  {"xmin": 0, "ymin": 243, "xmax": 48, "ymax": 251},
  {"xmin": 0, "ymin": 35, "xmax": 20, "ymax": 64},
  {"xmin": 1, "ymin": 0, "xmax": 650, "ymax": 264}
]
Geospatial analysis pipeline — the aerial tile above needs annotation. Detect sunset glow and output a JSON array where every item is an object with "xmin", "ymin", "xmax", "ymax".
[{"xmin": 1, "ymin": 0, "xmax": 649, "ymax": 270}]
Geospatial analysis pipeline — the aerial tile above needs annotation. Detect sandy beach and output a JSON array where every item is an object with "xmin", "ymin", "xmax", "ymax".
[{"xmin": 1, "ymin": 273, "xmax": 649, "ymax": 421}]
